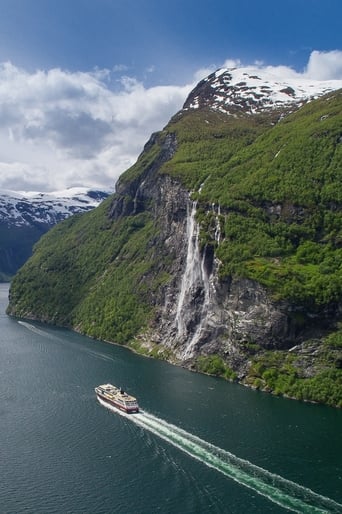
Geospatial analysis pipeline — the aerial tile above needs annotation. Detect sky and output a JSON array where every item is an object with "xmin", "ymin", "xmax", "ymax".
[{"xmin": 0, "ymin": 0, "xmax": 341, "ymax": 192}]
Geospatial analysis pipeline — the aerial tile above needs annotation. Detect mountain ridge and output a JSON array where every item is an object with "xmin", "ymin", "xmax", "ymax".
[
  {"xmin": 7, "ymin": 69, "xmax": 342, "ymax": 407},
  {"xmin": 0, "ymin": 187, "xmax": 110, "ymax": 227},
  {"xmin": 183, "ymin": 66, "xmax": 342, "ymax": 116},
  {"xmin": 0, "ymin": 187, "xmax": 109, "ymax": 279}
]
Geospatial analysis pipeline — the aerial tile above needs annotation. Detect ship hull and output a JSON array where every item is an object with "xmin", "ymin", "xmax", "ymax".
[{"xmin": 96, "ymin": 392, "xmax": 139, "ymax": 414}]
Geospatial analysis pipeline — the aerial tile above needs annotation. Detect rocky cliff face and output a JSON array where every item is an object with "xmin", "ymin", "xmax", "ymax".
[
  {"xmin": 104, "ymin": 94, "xmax": 340, "ymax": 380},
  {"xmin": 107, "ymin": 141, "xmax": 335, "ymax": 380},
  {"xmin": 7, "ymin": 68, "xmax": 342, "ymax": 405}
]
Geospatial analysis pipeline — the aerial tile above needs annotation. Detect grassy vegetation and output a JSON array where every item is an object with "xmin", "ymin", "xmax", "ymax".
[
  {"xmin": 161, "ymin": 91, "xmax": 342, "ymax": 308},
  {"xmin": 195, "ymin": 354, "xmax": 238, "ymax": 381},
  {"xmin": 161, "ymin": 109, "xmax": 272, "ymax": 191},
  {"xmin": 7, "ymin": 90, "xmax": 342, "ymax": 406},
  {"xmin": 8, "ymin": 198, "xmax": 156, "ymax": 343},
  {"xmin": 245, "ymin": 330, "xmax": 342, "ymax": 408}
]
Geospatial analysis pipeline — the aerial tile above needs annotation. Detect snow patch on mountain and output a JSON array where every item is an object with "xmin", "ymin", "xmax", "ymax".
[
  {"xmin": 0, "ymin": 187, "xmax": 110, "ymax": 227},
  {"xmin": 184, "ymin": 66, "xmax": 342, "ymax": 116}
]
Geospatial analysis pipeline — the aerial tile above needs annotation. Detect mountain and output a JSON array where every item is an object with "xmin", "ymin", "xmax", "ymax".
[
  {"xmin": 7, "ymin": 68, "xmax": 342, "ymax": 407},
  {"xmin": 0, "ymin": 187, "xmax": 110, "ymax": 279},
  {"xmin": 183, "ymin": 66, "xmax": 339, "ymax": 115}
]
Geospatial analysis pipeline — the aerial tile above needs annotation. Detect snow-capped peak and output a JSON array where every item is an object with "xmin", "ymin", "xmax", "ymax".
[
  {"xmin": 183, "ymin": 66, "xmax": 342, "ymax": 116},
  {"xmin": 0, "ymin": 187, "xmax": 111, "ymax": 227}
]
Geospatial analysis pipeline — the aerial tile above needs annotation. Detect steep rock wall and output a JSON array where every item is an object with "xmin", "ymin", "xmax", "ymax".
[
  {"xmin": 107, "ymin": 142, "xmax": 302, "ymax": 374},
  {"xmin": 146, "ymin": 192, "xmax": 294, "ymax": 373}
]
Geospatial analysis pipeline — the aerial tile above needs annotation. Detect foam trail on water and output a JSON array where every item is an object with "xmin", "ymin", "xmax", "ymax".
[
  {"xmin": 99, "ymin": 400, "xmax": 342, "ymax": 513},
  {"xmin": 18, "ymin": 320, "xmax": 50, "ymax": 337}
]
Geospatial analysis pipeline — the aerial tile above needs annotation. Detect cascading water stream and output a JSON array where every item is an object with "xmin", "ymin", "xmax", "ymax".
[
  {"xmin": 175, "ymin": 201, "xmax": 201, "ymax": 338},
  {"xmin": 182, "ymin": 248, "xmax": 211, "ymax": 358},
  {"xmin": 213, "ymin": 203, "xmax": 221, "ymax": 244},
  {"xmin": 175, "ymin": 199, "xmax": 211, "ymax": 358}
]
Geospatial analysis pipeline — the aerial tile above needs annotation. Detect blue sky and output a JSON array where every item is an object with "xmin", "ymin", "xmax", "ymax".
[
  {"xmin": 0, "ymin": 0, "xmax": 341, "ymax": 191},
  {"xmin": 1, "ymin": 0, "xmax": 341, "ymax": 83}
]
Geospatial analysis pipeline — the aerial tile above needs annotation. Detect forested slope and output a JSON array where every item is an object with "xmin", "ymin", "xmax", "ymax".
[{"xmin": 7, "ymin": 87, "xmax": 342, "ymax": 406}]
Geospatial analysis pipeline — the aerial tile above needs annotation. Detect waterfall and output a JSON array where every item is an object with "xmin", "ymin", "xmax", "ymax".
[
  {"xmin": 182, "ymin": 248, "xmax": 210, "ymax": 359},
  {"xmin": 213, "ymin": 203, "xmax": 221, "ymax": 245},
  {"xmin": 133, "ymin": 179, "xmax": 146, "ymax": 213},
  {"xmin": 175, "ymin": 201, "xmax": 201, "ymax": 337},
  {"xmin": 175, "ymin": 199, "xmax": 211, "ymax": 359}
]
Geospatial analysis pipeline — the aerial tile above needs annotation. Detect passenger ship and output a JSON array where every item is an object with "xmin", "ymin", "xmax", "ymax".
[{"xmin": 95, "ymin": 384, "xmax": 139, "ymax": 413}]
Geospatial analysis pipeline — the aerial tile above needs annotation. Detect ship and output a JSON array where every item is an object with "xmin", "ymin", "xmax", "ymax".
[{"xmin": 95, "ymin": 383, "xmax": 139, "ymax": 413}]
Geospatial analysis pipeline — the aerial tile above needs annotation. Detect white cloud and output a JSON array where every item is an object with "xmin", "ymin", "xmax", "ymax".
[
  {"xmin": 0, "ymin": 62, "xmax": 193, "ymax": 192},
  {"xmin": 223, "ymin": 58, "xmax": 242, "ymax": 69},
  {"xmin": 0, "ymin": 50, "xmax": 341, "ymax": 193},
  {"xmin": 193, "ymin": 65, "xmax": 217, "ymax": 82},
  {"xmin": 224, "ymin": 50, "xmax": 342, "ymax": 80},
  {"xmin": 304, "ymin": 50, "xmax": 342, "ymax": 80},
  {"xmin": 145, "ymin": 65, "xmax": 156, "ymax": 73},
  {"xmin": 112, "ymin": 64, "xmax": 129, "ymax": 73}
]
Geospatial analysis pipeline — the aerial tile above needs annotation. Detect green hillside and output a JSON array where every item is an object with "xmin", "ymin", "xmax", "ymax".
[
  {"xmin": 163, "ymin": 92, "xmax": 342, "ymax": 305},
  {"xmin": 7, "ymin": 90, "xmax": 342, "ymax": 406}
]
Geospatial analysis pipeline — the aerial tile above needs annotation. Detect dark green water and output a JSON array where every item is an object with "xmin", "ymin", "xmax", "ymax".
[{"xmin": 0, "ymin": 283, "xmax": 341, "ymax": 513}]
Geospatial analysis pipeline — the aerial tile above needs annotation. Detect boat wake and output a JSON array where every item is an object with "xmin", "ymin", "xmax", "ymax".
[
  {"xmin": 99, "ymin": 399, "xmax": 342, "ymax": 513},
  {"xmin": 17, "ymin": 320, "xmax": 50, "ymax": 338}
]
